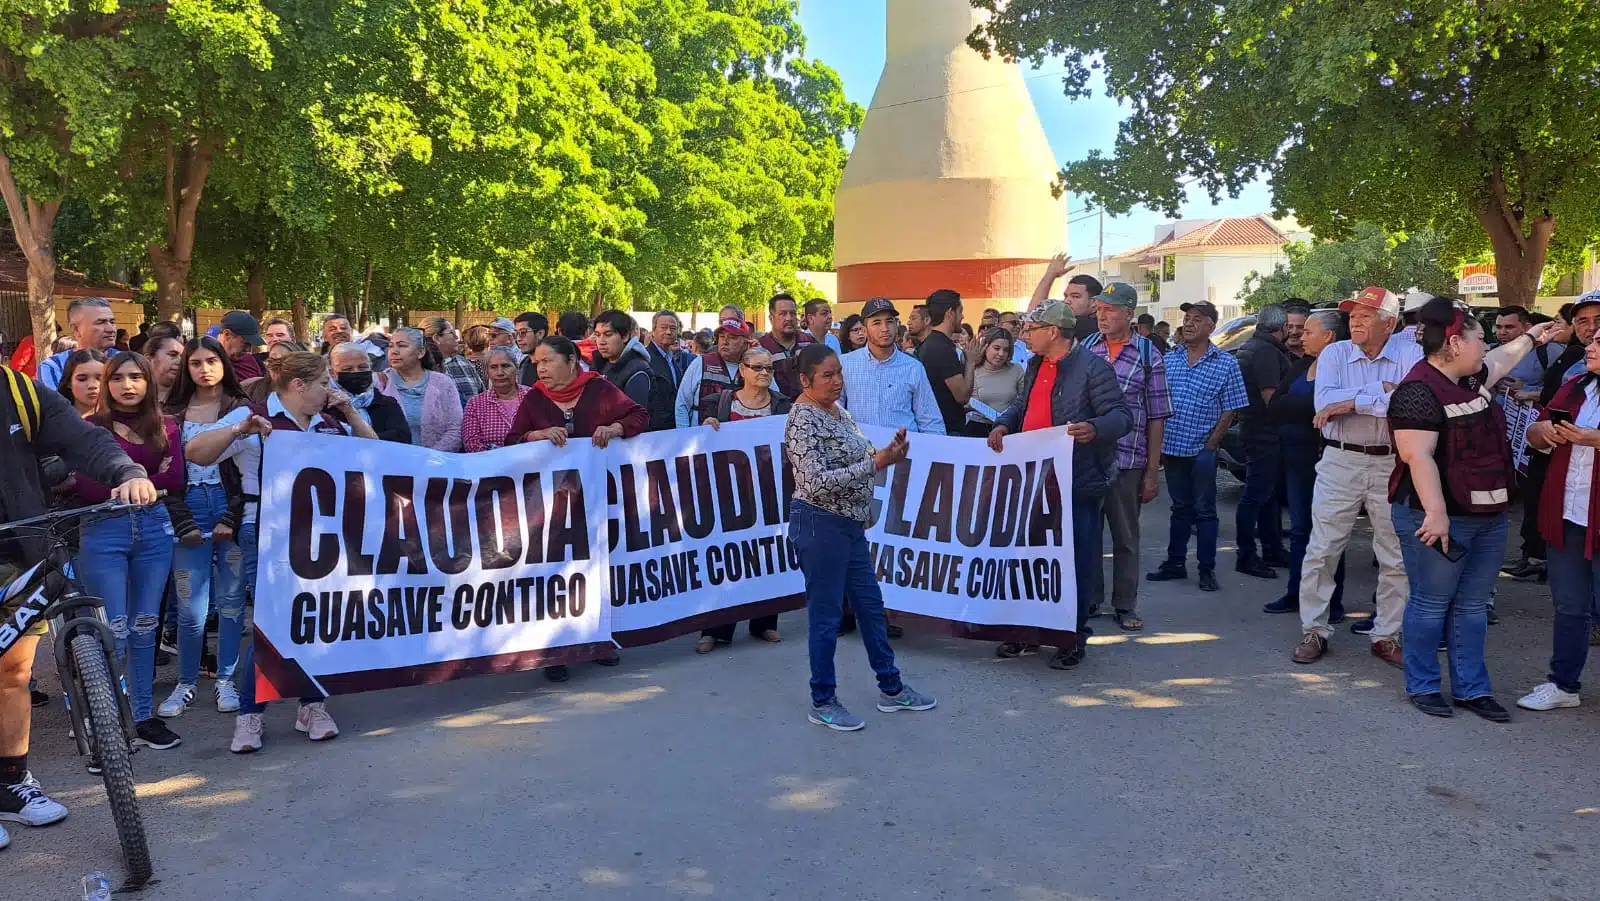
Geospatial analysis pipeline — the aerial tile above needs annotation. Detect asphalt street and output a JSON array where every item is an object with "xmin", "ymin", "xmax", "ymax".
[{"xmin": 8, "ymin": 481, "xmax": 1599, "ymax": 901}]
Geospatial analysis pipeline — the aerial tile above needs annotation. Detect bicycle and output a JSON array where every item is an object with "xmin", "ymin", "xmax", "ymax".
[{"xmin": 0, "ymin": 500, "xmax": 152, "ymax": 887}]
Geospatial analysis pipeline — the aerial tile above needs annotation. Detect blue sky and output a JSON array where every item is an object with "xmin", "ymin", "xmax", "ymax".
[{"xmin": 795, "ymin": 0, "xmax": 1276, "ymax": 256}]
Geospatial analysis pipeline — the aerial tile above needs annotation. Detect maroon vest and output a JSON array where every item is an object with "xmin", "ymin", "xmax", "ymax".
[
  {"xmin": 1388, "ymin": 362, "xmax": 1511, "ymax": 515},
  {"xmin": 696, "ymin": 353, "xmax": 740, "ymax": 422},
  {"xmin": 758, "ymin": 332, "xmax": 813, "ymax": 399}
]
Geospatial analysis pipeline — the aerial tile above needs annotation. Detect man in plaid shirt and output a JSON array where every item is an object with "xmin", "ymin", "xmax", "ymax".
[
  {"xmin": 1081, "ymin": 283, "xmax": 1172, "ymax": 631},
  {"xmin": 1147, "ymin": 300, "xmax": 1248, "ymax": 593}
]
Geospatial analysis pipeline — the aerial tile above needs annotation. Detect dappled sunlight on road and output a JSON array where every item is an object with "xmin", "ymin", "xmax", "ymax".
[
  {"xmin": 560, "ymin": 685, "xmax": 667, "ymax": 708},
  {"xmin": 581, "ymin": 867, "xmax": 632, "ymax": 886},
  {"xmin": 136, "ymin": 773, "xmax": 207, "ymax": 798},
  {"xmin": 435, "ymin": 711, "xmax": 501, "ymax": 728},
  {"xmin": 1133, "ymin": 631, "xmax": 1221, "ymax": 645},
  {"xmin": 1057, "ymin": 688, "xmax": 1182, "ymax": 709},
  {"xmin": 665, "ymin": 866, "xmax": 716, "ymax": 896},
  {"xmin": 1087, "ymin": 631, "xmax": 1221, "ymax": 646},
  {"xmin": 1052, "ymin": 668, "xmax": 1394, "ymax": 712},
  {"xmin": 170, "ymin": 788, "xmax": 250, "ymax": 808},
  {"xmin": 767, "ymin": 775, "xmax": 856, "ymax": 812}
]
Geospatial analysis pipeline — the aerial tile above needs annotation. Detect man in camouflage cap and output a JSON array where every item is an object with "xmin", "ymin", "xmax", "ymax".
[{"xmin": 986, "ymin": 300, "xmax": 1132, "ymax": 671}]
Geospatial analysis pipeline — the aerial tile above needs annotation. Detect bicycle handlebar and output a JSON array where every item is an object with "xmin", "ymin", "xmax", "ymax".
[{"xmin": 0, "ymin": 498, "xmax": 152, "ymax": 537}]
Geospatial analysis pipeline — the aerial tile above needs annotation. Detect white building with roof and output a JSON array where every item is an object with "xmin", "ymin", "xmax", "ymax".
[{"xmin": 1077, "ymin": 215, "xmax": 1312, "ymax": 326}]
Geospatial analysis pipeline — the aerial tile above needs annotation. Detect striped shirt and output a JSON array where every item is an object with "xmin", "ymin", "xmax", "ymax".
[
  {"xmin": 839, "ymin": 347, "xmax": 946, "ymax": 434},
  {"xmin": 1160, "ymin": 344, "xmax": 1248, "ymax": 457},
  {"xmin": 1314, "ymin": 333, "xmax": 1424, "ymax": 447}
]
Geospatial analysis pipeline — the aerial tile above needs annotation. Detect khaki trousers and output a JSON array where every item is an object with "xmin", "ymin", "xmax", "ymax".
[{"xmin": 1298, "ymin": 448, "xmax": 1407, "ymax": 640}]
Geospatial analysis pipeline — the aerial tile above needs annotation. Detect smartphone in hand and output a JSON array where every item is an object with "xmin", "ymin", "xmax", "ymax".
[{"xmin": 1432, "ymin": 535, "xmax": 1467, "ymax": 563}]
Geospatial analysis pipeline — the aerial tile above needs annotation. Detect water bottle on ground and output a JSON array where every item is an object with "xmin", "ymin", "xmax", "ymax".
[{"xmin": 81, "ymin": 872, "xmax": 112, "ymax": 901}]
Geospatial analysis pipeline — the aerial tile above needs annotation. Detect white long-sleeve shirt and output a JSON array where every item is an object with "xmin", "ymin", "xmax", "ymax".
[{"xmin": 1314, "ymin": 333, "xmax": 1423, "ymax": 447}]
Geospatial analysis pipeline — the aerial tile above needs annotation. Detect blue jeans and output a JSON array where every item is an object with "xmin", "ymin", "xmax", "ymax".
[
  {"xmin": 1392, "ymin": 505, "xmax": 1505, "ymax": 699},
  {"xmin": 171, "ymin": 484, "xmax": 246, "ymax": 684},
  {"xmin": 1072, "ymin": 496, "xmax": 1103, "ymax": 634},
  {"xmin": 789, "ymin": 500, "xmax": 902, "ymax": 706},
  {"xmin": 76, "ymin": 506, "xmax": 175, "ymax": 721},
  {"xmin": 1282, "ymin": 442, "xmax": 1346, "ymax": 605},
  {"xmin": 1235, "ymin": 437, "xmax": 1282, "ymax": 562},
  {"xmin": 233, "ymin": 519, "xmax": 322, "ymax": 715},
  {"xmin": 1543, "ymin": 522, "xmax": 1597, "ymax": 694},
  {"xmin": 1163, "ymin": 451, "xmax": 1219, "ymax": 571}
]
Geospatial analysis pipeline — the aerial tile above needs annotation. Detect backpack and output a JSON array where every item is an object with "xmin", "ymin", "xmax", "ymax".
[{"xmin": 2, "ymin": 365, "xmax": 41, "ymax": 442}]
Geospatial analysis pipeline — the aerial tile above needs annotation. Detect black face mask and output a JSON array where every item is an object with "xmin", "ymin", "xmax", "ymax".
[{"xmin": 337, "ymin": 371, "xmax": 373, "ymax": 395}]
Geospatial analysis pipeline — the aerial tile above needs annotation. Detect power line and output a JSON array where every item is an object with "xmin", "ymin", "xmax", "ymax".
[{"xmin": 864, "ymin": 68, "xmax": 1072, "ymax": 114}]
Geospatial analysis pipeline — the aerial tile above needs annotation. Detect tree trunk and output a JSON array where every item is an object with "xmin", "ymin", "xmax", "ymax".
[
  {"xmin": 149, "ymin": 135, "xmax": 215, "ymax": 322},
  {"xmin": 357, "ymin": 260, "xmax": 373, "ymax": 331},
  {"xmin": 1474, "ymin": 168, "xmax": 1557, "ymax": 310},
  {"xmin": 245, "ymin": 260, "xmax": 267, "ymax": 319},
  {"xmin": 331, "ymin": 268, "xmax": 351, "ymax": 320},
  {"xmin": 455, "ymin": 295, "xmax": 467, "ymax": 329},
  {"xmin": 0, "ymin": 150, "xmax": 63, "ymax": 353},
  {"xmin": 291, "ymin": 293, "xmax": 308, "ymax": 344}
]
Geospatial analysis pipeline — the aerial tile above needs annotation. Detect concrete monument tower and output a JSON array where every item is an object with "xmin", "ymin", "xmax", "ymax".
[{"xmin": 833, "ymin": 0, "xmax": 1067, "ymax": 309}]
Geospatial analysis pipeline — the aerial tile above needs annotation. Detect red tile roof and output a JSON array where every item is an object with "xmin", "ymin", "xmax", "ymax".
[
  {"xmin": 0, "ymin": 231, "xmax": 135, "ymax": 298},
  {"xmin": 1153, "ymin": 216, "xmax": 1291, "ymax": 253}
]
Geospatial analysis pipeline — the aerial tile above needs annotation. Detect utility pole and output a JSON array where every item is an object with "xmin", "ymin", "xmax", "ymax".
[{"xmin": 1096, "ymin": 205, "xmax": 1105, "ymax": 283}]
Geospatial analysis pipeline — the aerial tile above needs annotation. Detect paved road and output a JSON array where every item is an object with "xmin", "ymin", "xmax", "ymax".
[{"xmin": 9, "ymin": 484, "xmax": 1599, "ymax": 900}]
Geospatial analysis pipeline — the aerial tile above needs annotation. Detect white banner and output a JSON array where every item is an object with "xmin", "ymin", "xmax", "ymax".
[
  {"xmin": 253, "ymin": 431, "xmax": 611, "ymax": 700},
  {"xmin": 606, "ymin": 419, "xmax": 802, "ymax": 645},
  {"xmin": 254, "ymin": 420, "xmax": 1077, "ymax": 697},
  {"xmin": 859, "ymin": 423, "xmax": 1077, "ymax": 639}
]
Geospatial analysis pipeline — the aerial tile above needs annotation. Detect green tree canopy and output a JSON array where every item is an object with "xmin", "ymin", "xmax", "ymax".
[
  {"xmin": 972, "ymin": 0, "xmax": 1600, "ymax": 309},
  {"xmin": 3, "ymin": 0, "xmax": 859, "ymax": 348},
  {"xmin": 1239, "ymin": 223, "xmax": 1457, "ymax": 311}
]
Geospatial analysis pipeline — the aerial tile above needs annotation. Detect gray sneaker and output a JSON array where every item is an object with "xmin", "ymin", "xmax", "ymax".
[
  {"xmin": 807, "ymin": 700, "xmax": 865, "ymax": 732},
  {"xmin": 877, "ymin": 684, "xmax": 937, "ymax": 712}
]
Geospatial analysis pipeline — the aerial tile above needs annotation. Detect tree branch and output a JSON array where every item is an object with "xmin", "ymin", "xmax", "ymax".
[
  {"xmin": 1485, "ymin": 167, "xmax": 1526, "ymax": 255},
  {"xmin": 74, "ymin": 5, "xmax": 170, "ymax": 38},
  {"xmin": 0, "ymin": 149, "xmax": 36, "ymax": 255}
]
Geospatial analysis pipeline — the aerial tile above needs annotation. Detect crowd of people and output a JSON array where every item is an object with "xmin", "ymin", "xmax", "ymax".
[{"xmin": 2, "ymin": 268, "xmax": 1597, "ymax": 846}]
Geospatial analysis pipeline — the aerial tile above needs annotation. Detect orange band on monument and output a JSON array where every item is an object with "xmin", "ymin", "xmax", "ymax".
[{"xmin": 836, "ymin": 258, "xmax": 1051, "ymax": 303}]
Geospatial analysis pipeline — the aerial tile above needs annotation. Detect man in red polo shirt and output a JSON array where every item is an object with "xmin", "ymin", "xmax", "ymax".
[{"xmin": 987, "ymin": 301, "xmax": 1131, "ymax": 670}]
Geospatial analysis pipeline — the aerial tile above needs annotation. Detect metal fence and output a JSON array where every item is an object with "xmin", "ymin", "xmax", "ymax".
[{"xmin": 0, "ymin": 291, "xmax": 27, "ymax": 359}]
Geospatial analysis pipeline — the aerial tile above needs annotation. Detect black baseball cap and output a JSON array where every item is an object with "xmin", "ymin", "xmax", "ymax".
[
  {"xmin": 219, "ymin": 311, "xmax": 264, "ymax": 346},
  {"xmin": 1179, "ymin": 301, "xmax": 1220, "ymax": 323},
  {"xmin": 861, "ymin": 297, "xmax": 898, "ymax": 320}
]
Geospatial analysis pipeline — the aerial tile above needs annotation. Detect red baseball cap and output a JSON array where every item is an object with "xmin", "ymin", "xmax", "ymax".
[
  {"xmin": 1339, "ymin": 286, "xmax": 1400, "ymax": 318},
  {"xmin": 715, "ymin": 319, "xmax": 751, "ymax": 338}
]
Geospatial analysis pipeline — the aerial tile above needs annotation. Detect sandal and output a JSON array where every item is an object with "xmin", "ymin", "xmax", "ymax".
[
  {"xmin": 757, "ymin": 630, "xmax": 781, "ymax": 643},
  {"xmin": 1113, "ymin": 612, "xmax": 1144, "ymax": 632},
  {"xmin": 996, "ymin": 642, "xmax": 1040, "ymax": 659},
  {"xmin": 695, "ymin": 636, "xmax": 717, "ymax": 654}
]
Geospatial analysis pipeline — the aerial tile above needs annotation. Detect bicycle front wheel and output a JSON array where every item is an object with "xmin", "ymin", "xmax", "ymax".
[{"xmin": 70, "ymin": 632, "xmax": 152, "ymax": 886}]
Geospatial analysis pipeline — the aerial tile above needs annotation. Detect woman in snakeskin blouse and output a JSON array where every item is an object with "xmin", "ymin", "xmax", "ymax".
[{"xmin": 784, "ymin": 343, "xmax": 937, "ymax": 732}]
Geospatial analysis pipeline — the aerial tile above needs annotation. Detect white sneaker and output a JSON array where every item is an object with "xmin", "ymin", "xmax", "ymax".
[
  {"xmin": 230, "ymin": 713, "xmax": 264, "ymax": 754},
  {"xmin": 157, "ymin": 682, "xmax": 196, "ymax": 718},
  {"xmin": 0, "ymin": 822, "xmax": 8, "ymax": 849},
  {"xmin": 1516, "ymin": 682, "xmax": 1580, "ymax": 711},
  {"xmin": 0, "ymin": 777, "xmax": 69, "ymax": 826},
  {"xmin": 215, "ymin": 681, "xmax": 240, "ymax": 713},
  {"xmin": 295, "ymin": 702, "xmax": 338, "ymax": 741}
]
